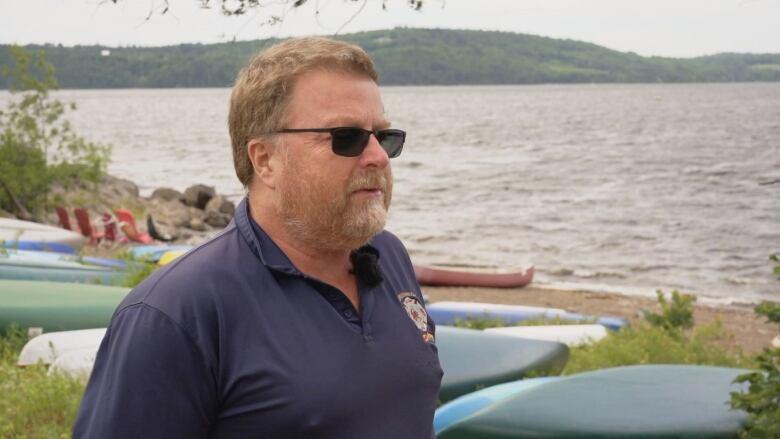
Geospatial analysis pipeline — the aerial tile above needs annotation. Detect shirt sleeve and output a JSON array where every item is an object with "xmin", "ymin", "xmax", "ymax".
[{"xmin": 73, "ymin": 303, "xmax": 218, "ymax": 438}]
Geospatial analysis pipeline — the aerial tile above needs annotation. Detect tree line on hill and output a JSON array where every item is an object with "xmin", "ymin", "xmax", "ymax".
[{"xmin": 2, "ymin": 28, "xmax": 780, "ymax": 89}]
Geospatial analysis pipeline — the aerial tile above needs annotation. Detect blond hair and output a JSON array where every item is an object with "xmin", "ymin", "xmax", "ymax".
[{"xmin": 228, "ymin": 37, "xmax": 379, "ymax": 187}]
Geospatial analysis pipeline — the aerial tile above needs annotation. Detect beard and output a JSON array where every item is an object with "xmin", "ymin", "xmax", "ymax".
[{"xmin": 275, "ymin": 159, "xmax": 393, "ymax": 252}]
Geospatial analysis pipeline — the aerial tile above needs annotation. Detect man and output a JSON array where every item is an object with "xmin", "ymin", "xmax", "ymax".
[{"xmin": 73, "ymin": 37, "xmax": 442, "ymax": 438}]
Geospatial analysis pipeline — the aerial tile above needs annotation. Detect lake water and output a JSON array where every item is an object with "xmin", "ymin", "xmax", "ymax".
[{"xmin": 3, "ymin": 84, "xmax": 779, "ymax": 303}]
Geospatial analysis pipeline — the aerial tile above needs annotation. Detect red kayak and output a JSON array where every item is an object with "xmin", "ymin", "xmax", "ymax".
[{"xmin": 413, "ymin": 265, "xmax": 534, "ymax": 288}]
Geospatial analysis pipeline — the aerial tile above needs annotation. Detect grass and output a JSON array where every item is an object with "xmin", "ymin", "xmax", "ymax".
[
  {"xmin": 0, "ymin": 327, "xmax": 85, "ymax": 438},
  {"xmin": 562, "ymin": 321, "xmax": 751, "ymax": 375}
]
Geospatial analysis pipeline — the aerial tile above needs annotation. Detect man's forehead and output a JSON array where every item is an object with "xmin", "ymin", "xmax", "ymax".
[{"xmin": 320, "ymin": 112, "xmax": 391, "ymax": 128}]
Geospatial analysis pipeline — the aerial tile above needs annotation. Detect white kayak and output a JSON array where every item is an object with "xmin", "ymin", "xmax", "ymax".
[
  {"xmin": 18, "ymin": 328, "xmax": 106, "ymax": 366},
  {"xmin": 48, "ymin": 347, "xmax": 98, "ymax": 378},
  {"xmin": 485, "ymin": 324, "xmax": 609, "ymax": 347},
  {"xmin": 0, "ymin": 218, "xmax": 87, "ymax": 251}
]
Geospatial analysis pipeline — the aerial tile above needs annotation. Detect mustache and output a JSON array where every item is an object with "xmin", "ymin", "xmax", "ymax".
[{"xmin": 347, "ymin": 172, "xmax": 388, "ymax": 192}]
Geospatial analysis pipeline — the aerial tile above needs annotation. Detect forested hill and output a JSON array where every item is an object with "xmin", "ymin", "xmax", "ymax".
[{"xmin": 2, "ymin": 28, "xmax": 780, "ymax": 88}]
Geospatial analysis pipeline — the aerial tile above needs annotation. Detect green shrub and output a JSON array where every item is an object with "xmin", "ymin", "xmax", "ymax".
[
  {"xmin": 731, "ymin": 296, "xmax": 780, "ymax": 438},
  {"xmin": 0, "ymin": 46, "xmax": 110, "ymax": 217},
  {"xmin": 451, "ymin": 314, "xmax": 594, "ymax": 330},
  {"xmin": 451, "ymin": 316, "xmax": 508, "ymax": 330},
  {"xmin": 0, "ymin": 327, "xmax": 85, "ymax": 438},
  {"xmin": 562, "ymin": 321, "xmax": 748, "ymax": 375},
  {"xmin": 563, "ymin": 290, "xmax": 748, "ymax": 375},
  {"xmin": 644, "ymin": 290, "xmax": 695, "ymax": 331}
]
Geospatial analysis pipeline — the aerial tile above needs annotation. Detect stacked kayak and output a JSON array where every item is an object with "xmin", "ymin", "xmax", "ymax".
[
  {"xmin": 428, "ymin": 301, "xmax": 627, "ymax": 331},
  {"xmin": 436, "ymin": 365, "xmax": 750, "ymax": 438},
  {"xmin": 0, "ymin": 280, "xmax": 129, "ymax": 332},
  {"xmin": 436, "ymin": 326, "xmax": 568, "ymax": 402},
  {"xmin": 0, "ymin": 249, "xmax": 129, "ymax": 284},
  {"xmin": 0, "ymin": 218, "xmax": 86, "ymax": 252}
]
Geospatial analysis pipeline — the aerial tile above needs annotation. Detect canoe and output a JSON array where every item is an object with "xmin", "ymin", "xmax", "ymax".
[
  {"xmin": 434, "ymin": 377, "xmax": 557, "ymax": 434},
  {"xmin": 0, "ymin": 240, "xmax": 76, "ymax": 254},
  {"xmin": 414, "ymin": 264, "xmax": 534, "ymax": 288},
  {"xmin": 436, "ymin": 326, "xmax": 568, "ymax": 403},
  {"xmin": 0, "ymin": 218, "xmax": 86, "ymax": 251},
  {"xmin": 436, "ymin": 365, "xmax": 751, "ymax": 439},
  {"xmin": 0, "ymin": 280, "xmax": 129, "ymax": 332},
  {"xmin": 130, "ymin": 244, "xmax": 193, "ymax": 262},
  {"xmin": 0, "ymin": 249, "xmax": 128, "ymax": 284},
  {"xmin": 48, "ymin": 347, "xmax": 98, "ymax": 378},
  {"xmin": 428, "ymin": 301, "xmax": 628, "ymax": 331},
  {"xmin": 485, "ymin": 324, "xmax": 608, "ymax": 347},
  {"xmin": 18, "ymin": 328, "xmax": 107, "ymax": 366}
]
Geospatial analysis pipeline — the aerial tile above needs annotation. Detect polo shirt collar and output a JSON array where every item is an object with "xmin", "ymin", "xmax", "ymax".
[
  {"xmin": 234, "ymin": 197, "xmax": 299, "ymax": 275},
  {"xmin": 233, "ymin": 197, "xmax": 382, "ymax": 278}
]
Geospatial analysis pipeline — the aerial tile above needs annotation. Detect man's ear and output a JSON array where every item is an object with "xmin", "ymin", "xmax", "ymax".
[{"xmin": 247, "ymin": 138, "xmax": 281, "ymax": 189}]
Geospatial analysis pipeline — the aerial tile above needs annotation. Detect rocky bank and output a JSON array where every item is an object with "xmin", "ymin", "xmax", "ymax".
[{"xmin": 46, "ymin": 174, "xmax": 237, "ymax": 245}]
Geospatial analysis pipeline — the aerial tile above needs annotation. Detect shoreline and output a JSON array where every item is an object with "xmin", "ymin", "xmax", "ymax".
[{"xmin": 423, "ymin": 284, "xmax": 777, "ymax": 355}]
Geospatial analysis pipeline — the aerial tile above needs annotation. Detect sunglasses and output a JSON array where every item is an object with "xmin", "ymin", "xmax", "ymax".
[{"xmin": 276, "ymin": 127, "xmax": 406, "ymax": 158}]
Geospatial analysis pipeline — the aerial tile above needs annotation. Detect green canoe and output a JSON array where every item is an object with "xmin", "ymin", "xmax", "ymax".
[
  {"xmin": 437, "ymin": 364, "xmax": 750, "ymax": 439},
  {"xmin": 436, "ymin": 326, "xmax": 569, "ymax": 403},
  {"xmin": 0, "ymin": 280, "xmax": 129, "ymax": 332}
]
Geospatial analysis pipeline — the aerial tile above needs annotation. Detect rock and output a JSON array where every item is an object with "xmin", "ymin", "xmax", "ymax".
[
  {"xmin": 204, "ymin": 210, "xmax": 231, "ymax": 228},
  {"xmin": 205, "ymin": 195, "xmax": 235, "ymax": 216},
  {"xmin": 146, "ymin": 199, "xmax": 191, "ymax": 228},
  {"xmin": 182, "ymin": 184, "xmax": 216, "ymax": 210},
  {"xmin": 98, "ymin": 175, "xmax": 139, "ymax": 205},
  {"xmin": 189, "ymin": 217, "xmax": 207, "ymax": 231},
  {"xmin": 151, "ymin": 187, "xmax": 183, "ymax": 202}
]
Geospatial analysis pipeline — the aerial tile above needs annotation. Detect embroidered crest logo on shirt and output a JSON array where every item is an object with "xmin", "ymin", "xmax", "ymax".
[{"xmin": 398, "ymin": 292, "xmax": 435, "ymax": 344}]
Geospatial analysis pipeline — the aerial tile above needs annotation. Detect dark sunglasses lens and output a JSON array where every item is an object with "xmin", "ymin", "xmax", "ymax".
[
  {"xmin": 377, "ymin": 130, "xmax": 405, "ymax": 158},
  {"xmin": 331, "ymin": 128, "xmax": 369, "ymax": 157}
]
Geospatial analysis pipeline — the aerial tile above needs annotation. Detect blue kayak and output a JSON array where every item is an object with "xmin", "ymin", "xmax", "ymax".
[
  {"xmin": 428, "ymin": 301, "xmax": 627, "ymax": 331},
  {"xmin": 434, "ymin": 377, "xmax": 557, "ymax": 434}
]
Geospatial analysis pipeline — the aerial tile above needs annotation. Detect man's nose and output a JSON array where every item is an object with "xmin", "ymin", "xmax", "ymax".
[{"xmin": 358, "ymin": 133, "xmax": 390, "ymax": 169}]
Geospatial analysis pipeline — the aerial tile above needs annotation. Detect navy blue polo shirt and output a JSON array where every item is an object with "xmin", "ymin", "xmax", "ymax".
[{"xmin": 73, "ymin": 198, "xmax": 442, "ymax": 439}]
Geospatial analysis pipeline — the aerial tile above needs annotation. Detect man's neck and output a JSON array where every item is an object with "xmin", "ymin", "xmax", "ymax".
[{"xmin": 248, "ymin": 193, "xmax": 359, "ymax": 305}]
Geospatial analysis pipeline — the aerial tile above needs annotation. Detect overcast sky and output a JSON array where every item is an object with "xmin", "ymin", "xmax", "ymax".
[{"xmin": 1, "ymin": 0, "xmax": 779, "ymax": 57}]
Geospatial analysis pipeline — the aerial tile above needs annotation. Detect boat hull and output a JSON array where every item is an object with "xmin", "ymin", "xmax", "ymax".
[
  {"xmin": 0, "ymin": 218, "xmax": 87, "ymax": 251},
  {"xmin": 437, "ymin": 365, "xmax": 750, "ymax": 438},
  {"xmin": 0, "ymin": 280, "xmax": 129, "ymax": 332},
  {"xmin": 414, "ymin": 265, "xmax": 534, "ymax": 288},
  {"xmin": 436, "ymin": 326, "xmax": 569, "ymax": 403}
]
